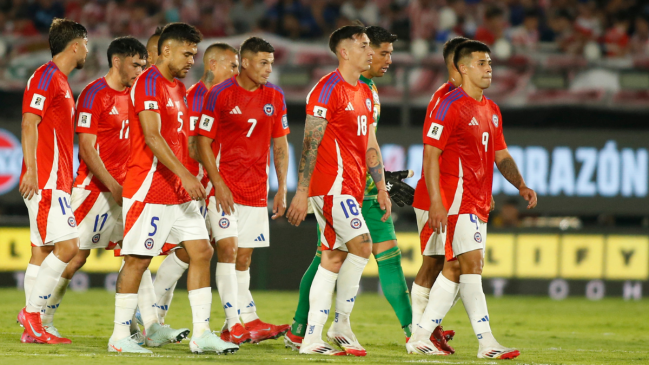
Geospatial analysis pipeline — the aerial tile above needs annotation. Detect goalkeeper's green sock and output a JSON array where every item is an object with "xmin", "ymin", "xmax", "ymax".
[
  {"xmin": 290, "ymin": 250, "xmax": 322, "ymax": 337},
  {"xmin": 376, "ymin": 246, "xmax": 413, "ymax": 337}
]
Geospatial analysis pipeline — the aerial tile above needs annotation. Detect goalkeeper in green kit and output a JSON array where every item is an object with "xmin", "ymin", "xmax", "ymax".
[{"xmin": 284, "ymin": 26, "xmax": 453, "ymax": 351}]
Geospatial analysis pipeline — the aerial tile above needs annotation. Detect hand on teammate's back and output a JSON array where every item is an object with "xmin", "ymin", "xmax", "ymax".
[
  {"xmin": 286, "ymin": 190, "xmax": 308, "ymax": 226},
  {"xmin": 19, "ymin": 170, "xmax": 39, "ymax": 200},
  {"xmin": 272, "ymin": 189, "xmax": 287, "ymax": 220},
  {"xmin": 428, "ymin": 199, "xmax": 448, "ymax": 234},
  {"xmin": 378, "ymin": 190, "xmax": 392, "ymax": 222},
  {"xmin": 519, "ymin": 187, "xmax": 537, "ymax": 209},
  {"xmin": 181, "ymin": 172, "xmax": 206, "ymax": 202}
]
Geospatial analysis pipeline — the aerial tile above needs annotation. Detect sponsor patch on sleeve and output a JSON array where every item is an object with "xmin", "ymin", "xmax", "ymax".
[
  {"xmin": 282, "ymin": 115, "xmax": 288, "ymax": 129},
  {"xmin": 190, "ymin": 116, "xmax": 199, "ymax": 131},
  {"xmin": 145, "ymin": 101, "xmax": 159, "ymax": 110},
  {"xmin": 426, "ymin": 123, "xmax": 444, "ymax": 140},
  {"xmin": 312, "ymin": 106, "xmax": 327, "ymax": 119},
  {"xmin": 30, "ymin": 94, "xmax": 46, "ymax": 110},
  {"xmin": 78, "ymin": 112, "xmax": 92, "ymax": 128},
  {"xmin": 199, "ymin": 115, "xmax": 215, "ymax": 132}
]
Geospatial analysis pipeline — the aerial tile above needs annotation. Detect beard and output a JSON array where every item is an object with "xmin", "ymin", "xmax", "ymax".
[
  {"xmin": 76, "ymin": 57, "xmax": 86, "ymax": 70},
  {"xmin": 169, "ymin": 62, "xmax": 189, "ymax": 79}
]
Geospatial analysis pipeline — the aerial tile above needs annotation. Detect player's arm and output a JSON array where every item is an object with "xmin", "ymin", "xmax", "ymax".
[
  {"xmin": 19, "ymin": 113, "xmax": 41, "ymax": 199},
  {"xmin": 495, "ymin": 149, "xmax": 537, "ymax": 209},
  {"xmin": 366, "ymin": 125, "xmax": 392, "ymax": 222},
  {"xmin": 139, "ymin": 110, "xmax": 205, "ymax": 200},
  {"xmin": 286, "ymin": 115, "xmax": 327, "ymax": 226},
  {"xmin": 423, "ymin": 145, "xmax": 447, "ymax": 233},
  {"xmin": 197, "ymin": 134, "xmax": 234, "ymax": 215},
  {"xmin": 188, "ymin": 136, "xmax": 202, "ymax": 164},
  {"xmin": 78, "ymin": 133, "xmax": 123, "ymax": 206},
  {"xmin": 272, "ymin": 135, "xmax": 289, "ymax": 220}
]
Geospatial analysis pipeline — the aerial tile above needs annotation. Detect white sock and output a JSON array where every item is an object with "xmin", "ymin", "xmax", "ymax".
[
  {"xmin": 42, "ymin": 277, "xmax": 70, "ymax": 325},
  {"xmin": 237, "ymin": 269, "xmax": 259, "ymax": 323},
  {"xmin": 111, "ymin": 293, "xmax": 138, "ymax": 342},
  {"xmin": 188, "ymin": 287, "xmax": 212, "ymax": 337},
  {"xmin": 333, "ymin": 254, "xmax": 368, "ymax": 325},
  {"xmin": 411, "ymin": 283, "xmax": 430, "ymax": 328},
  {"xmin": 153, "ymin": 252, "xmax": 187, "ymax": 320},
  {"xmin": 304, "ymin": 266, "xmax": 338, "ymax": 344},
  {"xmin": 459, "ymin": 274, "xmax": 495, "ymax": 347},
  {"xmin": 24, "ymin": 264, "xmax": 40, "ymax": 307},
  {"xmin": 451, "ymin": 290, "xmax": 461, "ymax": 308},
  {"xmin": 138, "ymin": 269, "xmax": 159, "ymax": 333},
  {"xmin": 418, "ymin": 274, "xmax": 460, "ymax": 334},
  {"xmin": 216, "ymin": 263, "xmax": 239, "ymax": 330},
  {"xmin": 26, "ymin": 254, "xmax": 68, "ymax": 314}
]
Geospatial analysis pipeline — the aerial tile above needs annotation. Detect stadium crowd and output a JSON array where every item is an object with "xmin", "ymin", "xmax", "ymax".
[{"xmin": 0, "ymin": 0, "xmax": 648, "ymax": 57}]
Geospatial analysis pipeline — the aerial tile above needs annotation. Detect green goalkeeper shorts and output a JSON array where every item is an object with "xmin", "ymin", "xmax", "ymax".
[{"xmin": 316, "ymin": 198, "xmax": 396, "ymax": 247}]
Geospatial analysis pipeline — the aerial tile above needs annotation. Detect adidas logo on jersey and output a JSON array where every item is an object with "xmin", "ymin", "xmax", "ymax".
[
  {"xmin": 469, "ymin": 117, "xmax": 479, "ymax": 126},
  {"xmin": 345, "ymin": 102, "xmax": 354, "ymax": 111},
  {"xmin": 167, "ymin": 98, "xmax": 174, "ymax": 107},
  {"xmin": 109, "ymin": 106, "xmax": 119, "ymax": 115},
  {"xmin": 230, "ymin": 106, "xmax": 242, "ymax": 114},
  {"xmin": 65, "ymin": 90, "xmax": 71, "ymax": 99},
  {"xmin": 254, "ymin": 234, "xmax": 266, "ymax": 242}
]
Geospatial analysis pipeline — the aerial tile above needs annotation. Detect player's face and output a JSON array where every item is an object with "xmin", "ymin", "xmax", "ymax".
[
  {"xmin": 147, "ymin": 36, "xmax": 159, "ymax": 68},
  {"xmin": 347, "ymin": 34, "xmax": 374, "ymax": 72},
  {"xmin": 465, "ymin": 52, "xmax": 492, "ymax": 89},
  {"xmin": 118, "ymin": 55, "xmax": 146, "ymax": 87},
  {"xmin": 369, "ymin": 42, "xmax": 393, "ymax": 77},
  {"xmin": 211, "ymin": 50, "xmax": 239, "ymax": 85},
  {"xmin": 167, "ymin": 41, "xmax": 198, "ymax": 79},
  {"xmin": 243, "ymin": 52, "xmax": 274, "ymax": 85},
  {"xmin": 75, "ymin": 37, "xmax": 89, "ymax": 69}
]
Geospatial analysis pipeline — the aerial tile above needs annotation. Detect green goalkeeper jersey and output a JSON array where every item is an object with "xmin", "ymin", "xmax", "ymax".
[{"xmin": 360, "ymin": 74, "xmax": 380, "ymax": 201}]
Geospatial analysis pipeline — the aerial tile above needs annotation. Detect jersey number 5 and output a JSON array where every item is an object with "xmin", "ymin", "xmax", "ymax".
[{"xmin": 482, "ymin": 132, "xmax": 489, "ymax": 152}]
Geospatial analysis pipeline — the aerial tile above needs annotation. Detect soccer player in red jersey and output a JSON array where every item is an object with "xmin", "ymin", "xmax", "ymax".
[
  {"xmin": 108, "ymin": 23, "xmax": 237, "ymax": 355},
  {"xmin": 145, "ymin": 26, "xmax": 163, "ymax": 68},
  {"xmin": 406, "ymin": 41, "xmax": 537, "ymax": 359},
  {"xmin": 197, "ymin": 37, "xmax": 291, "ymax": 345},
  {"xmin": 152, "ymin": 42, "xmax": 240, "ymax": 324},
  {"xmin": 17, "ymin": 18, "xmax": 88, "ymax": 345},
  {"xmin": 286, "ymin": 25, "xmax": 391, "ymax": 356}
]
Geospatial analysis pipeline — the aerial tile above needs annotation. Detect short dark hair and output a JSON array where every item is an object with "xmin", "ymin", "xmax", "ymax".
[
  {"xmin": 453, "ymin": 40, "xmax": 491, "ymax": 71},
  {"xmin": 49, "ymin": 18, "xmax": 87, "ymax": 57},
  {"xmin": 443, "ymin": 36, "xmax": 469, "ymax": 64},
  {"xmin": 365, "ymin": 26, "xmax": 397, "ymax": 48},
  {"xmin": 239, "ymin": 37, "xmax": 274, "ymax": 56},
  {"xmin": 206, "ymin": 42, "xmax": 238, "ymax": 55},
  {"xmin": 107, "ymin": 36, "xmax": 148, "ymax": 68},
  {"xmin": 328, "ymin": 24, "xmax": 367, "ymax": 54},
  {"xmin": 157, "ymin": 22, "xmax": 203, "ymax": 55}
]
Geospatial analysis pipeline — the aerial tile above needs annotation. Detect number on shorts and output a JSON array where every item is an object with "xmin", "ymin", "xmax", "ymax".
[
  {"xmin": 340, "ymin": 199, "xmax": 360, "ymax": 219},
  {"xmin": 93, "ymin": 213, "xmax": 108, "ymax": 232},
  {"xmin": 469, "ymin": 214, "xmax": 479, "ymax": 230},
  {"xmin": 149, "ymin": 217, "xmax": 159, "ymax": 236},
  {"xmin": 58, "ymin": 197, "xmax": 71, "ymax": 215}
]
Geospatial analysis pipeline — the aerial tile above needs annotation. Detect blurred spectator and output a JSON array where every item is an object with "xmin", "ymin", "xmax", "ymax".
[
  {"xmin": 603, "ymin": 12, "xmax": 630, "ymax": 57},
  {"xmin": 29, "ymin": 0, "xmax": 65, "ymax": 33},
  {"xmin": 340, "ymin": 0, "xmax": 379, "ymax": 25},
  {"xmin": 475, "ymin": 6, "xmax": 506, "ymax": 46},
  {"xmin": 630, "ymin": 15, "xmax": 649, "ymax": 55},
  {"xmin": 7, "ymin": 8, "xmax": 39, "ymax": 36},
  {"xmin": 548, "ymin": 10, "xmax": 584, "ymax": 55},
  {"xmin": 492, "ymin": 199, "xmax": 521, "ymax": 228},
  {"xmin": 509, "ymin": 8, "xmax": 540, "ymax": 51},
  {"xmin": 409, "ymin": 0, "xmax": 437, "ymax": 42},
  {"xmin": 230, "ymin": 0, "xmax": 266, "ymax": 34},
  {"xmin": 574, "ymin": 0, "xmax": 602, "ymax": 40}
]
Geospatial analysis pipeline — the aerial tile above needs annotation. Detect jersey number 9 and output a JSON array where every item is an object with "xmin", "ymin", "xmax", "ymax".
[{"xmin": 482, "ymin": 132, "xmax": 489, "ymax": 152}]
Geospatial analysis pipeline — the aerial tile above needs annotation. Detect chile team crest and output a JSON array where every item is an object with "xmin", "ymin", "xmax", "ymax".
[
  {"xmin": 492, "ymin": 114, "xmax": 499, "ymax": 127},
  {"xmin": 365, "ymin": 98, "xmax": 372, "ymax": 112},
  {"xmin": 144, "ymin": 238, "xmax": 154, "ymax": 250},
  {"xmin": 264, "ymin": 104, "xmax": 274, "ymax": 116}
]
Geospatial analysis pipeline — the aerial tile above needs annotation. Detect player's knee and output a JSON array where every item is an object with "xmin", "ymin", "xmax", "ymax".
[
  {"xmin": 235, "ymin": 255, "xmax": 251, "ymax": 270},
  {"xmin": 216, "ymin": 242, "xmax": 236, "ymax": 263},
  {"xmin": 192, "ymin": 243, "xmax": 214, "ymax": 263},
  {"xmin": 54, "ymin": 239, "xmax": 79, "ymax": 262},
  {"xmin": 442, "ymin": 260, "xmax": 461, "ymax": 282}
]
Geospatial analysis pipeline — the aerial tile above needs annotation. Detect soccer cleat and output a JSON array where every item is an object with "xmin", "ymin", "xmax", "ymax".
[
  {"xmin": 108, "ymin": 333, "xmax": 153, "ymax": 353},
  {"xmin": 16, "ymin": 309, "xmax": 26, "ymax": 327},
  {"xmin": 283, "ymin": 329, "xmax": 303, "ymax": 351},
  {"xmin": 135, "ymin": 308, "xmax": 143, "ymax": 326},
  {"xmin": 145, "ymin": 323, "xmax": 190, "ymax": 347},
  {"xmin": 244, "ymin": 319, "xmax": 289, "ymax": 343},
  {"xmin": 132, "ymin": 329, "xmax": 146, "ymax": 346},
  {"xmin": 20, "ymin": 330, "xmax": 40, "ymax": 344},
  {"xmin": 43, "ymin": 324, "xmax": 62, "ymax": 338},
  {"xmin": 220, "ymin": 323, "xmax": 251, "ymax": 345},
  {"xmin": 189, "ymin": 331, "xmax": 238, "ymax": 355},
  {"xmin": 444, "ymin": 329, "xmax": 456, "ymax": 341},
  {"xmin": 406, "ymin": 333, "xmax": 451, "ymax": 355},
  {"xmin": 326, "ymin": 327, "xmax": 366, "ymax": 356},
  {"xmin": 431, "ymin": 325, "xmax": 455, "ymax": 354},
  {"xmin": 478, "ymin": 345, "xmax": 521, "ymax": 359},
  {"xmin": 18, "ymin": 308, "xmax": 71, "ymax": 344},
  {"xmin": 298, "ymin": 341, "xmax": 347, "ymax": 356}
]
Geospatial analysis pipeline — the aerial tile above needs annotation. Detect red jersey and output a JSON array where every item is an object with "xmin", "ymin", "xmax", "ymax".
[
  {"xmin": 198, "ymin": 77, "xmax": 289, "ymax": 207},
  {"xmin": 20, "ymin": 61, "xmax": 76, "ymax": 193},
  {"xmin": 413, "ymin": 82, "xmax": 455, "ymax": 210},
  {"xmin": 73, "ymin": 77, "xmax": 131, "ymax": 192},
  {"xmin": 418, "ymin": 87, "xmax": 506, "ymax": 221},
  {"xmin": 123, "ymin": 65, "xmax": 191, "ymax": 205},
  {"xmin": 305, "ymin": 70, "xmax": 375, "ymax": 203},
  {"xmin": 184, "ymin": 80, "xmax": 208, "ymax": 178}
]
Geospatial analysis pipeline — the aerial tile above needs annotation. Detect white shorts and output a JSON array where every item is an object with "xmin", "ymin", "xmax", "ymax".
[
  {"xmin": 208, "ymin": 197, "xmax": 269, "ymax": 248},
  {"xmin": 120, "ymin": 198, "xmax": 209, "ymax": 256},
  {"xmin": 24, "ymin": 189, "xmax": 79, "ymax": 246},
  {"xmin": 445, "ymin": 214, "xmax": 487, "ymax": 260},
  {"xmin": 71, "ymin": 188, "xmax": 123, "ymax": 250},
  {"xmin": 310, "ymin": 195, "xmax": 370, "ymax": 251},
  {"xmin": 414, "ymin": 208, "xmax": 446, "ymax": 256}
]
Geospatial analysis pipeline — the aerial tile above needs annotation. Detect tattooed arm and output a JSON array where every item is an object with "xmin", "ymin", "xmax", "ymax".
[
  {"xmin": 367, "ymin": 126, "xmax": 391, "ymax": 221},
  {"xmin": 286, "ymin": 115, "xmax": 328, "ymax": 226},
  {"xmin": 271, "ymin": 135, "xmax": 289, "ymax": 219},
  {"xmin": 495, "ymin": 148, "xmax": 537, "ymax": 209}
]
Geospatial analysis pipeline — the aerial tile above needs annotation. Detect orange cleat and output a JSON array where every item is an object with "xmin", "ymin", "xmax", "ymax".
[
  {"xmin": 18, "ymin": 308, "xmax": 71, "ymax": 344},
  {"xmin": 220, "ymin": 323, "xmax": 251, "ymax": 345},
  {"xmin": 244, "ymin": 319, "xmax": 289, "ymax": 343},
  {"xmin": 284, "ymin": 328, "xmax": 303, "ymax": 351},
  {"xmin": 431, "ymin": 325, "xmax": 455, "ymax": 354}
]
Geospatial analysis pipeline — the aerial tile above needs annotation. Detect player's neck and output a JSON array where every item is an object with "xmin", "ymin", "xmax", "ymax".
[
  {"xmin": 105, "ymin": 69, "xmax": 126, "ymax": 92},
  {"xmin": 338, "ymin": 63, "xmax": 361, "ymax": 86},
  {"xmin": 156, "ymin": 61, "xmax": 175, "ymax": 82},
  {"xmin": 236, "ymin": 74, "xmax": 260, "ymax": 92},
  {"xmin": 51, "ymin": 54, "xmax": 77, "ymax": 76},
  {"xmin": 462, "ymin": 83, "xmax": 484, "ymax": 102},
  {"xmin": 361, "ymin": 70, "xmax": 373, "ymax": 81},
  {"xmin": 447, "ymin": 71, "xmax": 462, "ymax": 88}
]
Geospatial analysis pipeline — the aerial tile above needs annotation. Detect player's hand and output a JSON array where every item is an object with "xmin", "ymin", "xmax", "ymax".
[
  {"xmin": 428, "ymin": 199, "xmax": 448, "ymax": 234},
  {"xmin": 490, "ymin": 196, "xmax": 495, "ymax": 212},
  {"xmin": 213, "ymin": 179, "xmax": 234, "ymax": 215},
  {"xmin": 377, "ymin": 190, "xmax": 392, "ymax": 222},
  {"xmin": 110, "ymin": 184, "xmax": 123, "ymax": 207},
  {"xmin": 19, "ymin": 169, "xmax": 39, "ymax": 200},
  {"xmin": 181, "ymin": 172, "xmax": 206, "ymax": 202},
  {"xmin": 384, "ymin": 169, "xmax": 415, "ymax": 207},
  {"xmin": 287, "ymin": 190, "xmax": 308, "ymax": 226},
  {"xmin": 272, "ymin": 187, "xmax": 287, "ymax": 220},
  {"xmin": 519, "ymin": 186, "xmax": 537, "ymax": 209}
]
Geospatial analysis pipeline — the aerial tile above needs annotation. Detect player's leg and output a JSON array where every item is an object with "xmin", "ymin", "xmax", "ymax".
[
  {"xmin": 152, "ymin": 249, "xmax": 188, "ymax": 322},
  {"xmin": 412, "ymin": 255, "xmax": 443, "ymax": 326},
  {"xmin": 24, "ymin": 246, "xmax": 53, "ymax": 306}
]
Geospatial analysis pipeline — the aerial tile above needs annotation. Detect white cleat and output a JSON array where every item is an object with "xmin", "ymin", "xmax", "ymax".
[
  {"xmin": 406, "ymin": 335, "xmax": 451, "ymax": 355},
  {"xmin": 108, "ymin": 333, "xmax": 153, "ymax": 354},
  {"xmin": 189, "ymin": 331, "xmax": 239, "ymax": 355},
  {"xmin": 145, "ymin": 323, "xmax": 190, "ymax": 347},
  {"xmin": 478, "ymin": 345, "xmax": 521, "ymax": 359},
  {"xmin": 298, "ymin": 340, "xmax": 347, "ymax": 356},
  {"xmin": 326, "ymin": 330, "xmax": 366, "ymax": 356},
  {"xmin": 43, "ymin": 323, "xmax": 63, "ymax": 338},
  {"xmin": 132, "ymin": 329, "xmax": 146, "ymax": 346}
]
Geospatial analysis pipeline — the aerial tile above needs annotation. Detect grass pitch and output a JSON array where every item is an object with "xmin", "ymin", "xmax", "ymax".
[{"xmin": 0, "ymin": 289, "xmax": 647, "ymax": 365}]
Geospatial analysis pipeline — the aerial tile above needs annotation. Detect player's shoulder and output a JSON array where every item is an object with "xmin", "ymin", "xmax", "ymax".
[
  {"xmin": 204, "ymin": 77, "xmax": 236, "ymax": 110},
  {"xmin": 485, "ymin": 96, "xmax": 500, "ymax": 111},
  {"xmin": 265, "ymin": 81, "xmax": 285, "ymax": 98},
  {"xmin": 27, "ymin": 61, "xmax": 61, "ymax": 92},
  {"xmin": 434, "ymin": 87, "xmax": 468, "ymax": 121},
  {"xmin": 78, "ymin": 77, "xmax": 110, "ymax": 109},
  {"xmin": 308, "ymin": 70, "xmax": 344, "ymax": 103},
  {"xmin": 187, "ymin": 81, "xmax": 208, "ymax": 97},
  {"xmin": 134, "ymin": 66, "xmax": 164, "ymax": 96}
]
